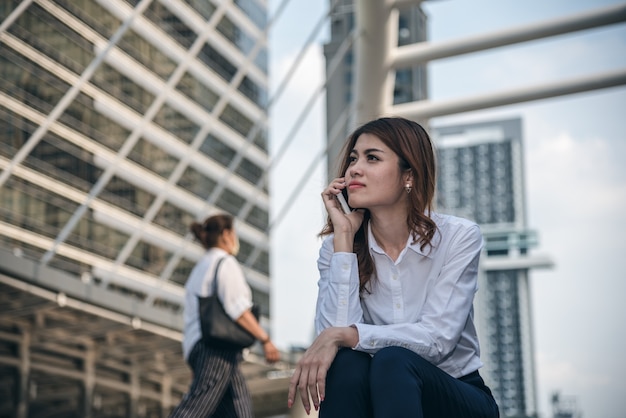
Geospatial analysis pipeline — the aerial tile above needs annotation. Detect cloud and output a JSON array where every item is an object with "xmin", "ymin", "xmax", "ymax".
[
  {"xmin": 536, "ymin": 353, "xmax": 578, "ymax": 386},
  {"xmin": 537, "ymin": 352, "xmax": 612, "ymax": 389},
  {"xmin": 526, "ymin": 129, "xmax": 626, "ymax": 255},
  {"xmin": 528, "ymin": 131, "xmax": 626, "ymax": 213}
]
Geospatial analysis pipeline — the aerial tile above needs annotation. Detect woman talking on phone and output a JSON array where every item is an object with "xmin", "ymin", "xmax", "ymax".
[
  {"xmin": 288, "ymin": 117, "xmax": 499, "ymax": 418},
  {"xmin": 170, "ymin": 213, "xmax": 280, "ymax": 418}
]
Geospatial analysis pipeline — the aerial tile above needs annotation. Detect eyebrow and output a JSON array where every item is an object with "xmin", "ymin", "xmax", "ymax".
[{"xmin": 350, "ymin": 148, "xmax": 386, "ymax": 154}]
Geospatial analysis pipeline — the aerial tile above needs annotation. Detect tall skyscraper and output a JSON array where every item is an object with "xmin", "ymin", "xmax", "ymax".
[
  {"xmin": 0, "ymin": 1, "xmax": 286, "ymax": 416},
  {"xmin": 433, "ymin": 118, "xmax": 553, "ymax": 417}
]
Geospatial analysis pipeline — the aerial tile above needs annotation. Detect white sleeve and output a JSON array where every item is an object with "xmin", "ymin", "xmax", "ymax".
[
  {"xmin": 216, "ymin": 256, "xmax": 253, "ymax": 321},
  {"xmin": 314, "ymin": 235, "xmax": 364, "ymax": 335}
]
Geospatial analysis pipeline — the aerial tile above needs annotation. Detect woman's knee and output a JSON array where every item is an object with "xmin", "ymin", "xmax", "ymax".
[
  {"xmin": 321, "ymin": 349, "xmax": 373, "ymax": 417},
  {"xmin": 326, "ymin": 348, "xmax": 371, "ymax": 387},
  {"xmin": 370, "ymin": 346, "xmax": 429, "ymax": 383}
]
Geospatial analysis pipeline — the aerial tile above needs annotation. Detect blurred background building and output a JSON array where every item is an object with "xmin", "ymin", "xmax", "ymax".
[
  {"xmin": 550, "ymin": 391, "xmax": 582, "ymax": 418},
  {"xmin": 0, "ymin": 1, "xmax": 291, "ymax": 417}
]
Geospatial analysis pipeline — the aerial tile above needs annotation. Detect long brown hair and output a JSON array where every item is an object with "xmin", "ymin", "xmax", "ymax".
[
  {"xmin": 191, "ymin": 213, "xmax": 234, "ymax": 249},
  {"xmin": 321, "ymin": 117, "xmax": 438, "ymax": 292}
]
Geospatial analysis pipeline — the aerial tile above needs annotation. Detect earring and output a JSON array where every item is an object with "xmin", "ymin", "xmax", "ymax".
[{"xmin": 405, "ymin": 183, "xmax": 412, "ymax": 194}]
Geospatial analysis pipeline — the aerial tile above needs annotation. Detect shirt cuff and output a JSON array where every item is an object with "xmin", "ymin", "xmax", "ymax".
[{"xmin": 353, "ymin": 323, "xmax": 378, "ymax": 351}]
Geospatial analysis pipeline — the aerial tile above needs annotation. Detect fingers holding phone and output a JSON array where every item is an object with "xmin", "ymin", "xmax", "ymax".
[{"xmin": 322, "ymin": 178, "xmax": 349, "ymax": 214}]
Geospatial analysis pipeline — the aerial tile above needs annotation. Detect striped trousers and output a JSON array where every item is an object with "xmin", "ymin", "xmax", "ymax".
[{"xmin": 169, "ymin": 341, "xmax": 253, "ymax": 418}]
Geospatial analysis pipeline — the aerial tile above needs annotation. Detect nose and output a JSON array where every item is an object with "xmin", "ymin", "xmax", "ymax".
[{"xmin": 345, "ymin": 159, "xmax": 363, "ymax": 178}]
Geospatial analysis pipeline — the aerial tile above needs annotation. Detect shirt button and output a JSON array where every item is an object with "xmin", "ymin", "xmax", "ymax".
[
  {"xmin": 392, "ymin": 274, "xmax": 398, "ymax": 280},
  {"xmin": 396, "ymin": 303, "xmax": 401, "ymax": 309}
]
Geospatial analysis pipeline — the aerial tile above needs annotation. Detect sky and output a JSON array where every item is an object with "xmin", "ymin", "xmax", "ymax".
[{"xmin": 266, "ymin": 1, "xmax": 626, "ymax": 417}]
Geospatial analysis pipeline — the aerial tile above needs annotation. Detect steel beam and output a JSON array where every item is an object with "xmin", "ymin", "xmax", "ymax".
[
  {"xmin": 392, "ymin": 3, "xmax": 626, "ymax": 68},
  {"xmin": 355, "ymin": 2, "xmax": 626, "ymax": 121},
  {"xmin": 390, "ymin": 68, "xmax": 626, "ymax": 119}
]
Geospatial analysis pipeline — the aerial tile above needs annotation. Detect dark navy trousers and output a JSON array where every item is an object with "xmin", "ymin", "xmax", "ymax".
[
  {"xmin": 169, "ymin": 341, "xmax": 253, "ymax": 418},
  {"xmin": 320, "ymin": 347, "xmax": 499, "ymax": 418}
]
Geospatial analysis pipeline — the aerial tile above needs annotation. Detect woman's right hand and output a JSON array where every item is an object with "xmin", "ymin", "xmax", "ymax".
[
  {"xmin": 287, "ymin": 326, "xmax": 358, "ymax": 414},
  {"xmin": 322, "ymin": 178, "xmax": 364, "ymax": 249}
]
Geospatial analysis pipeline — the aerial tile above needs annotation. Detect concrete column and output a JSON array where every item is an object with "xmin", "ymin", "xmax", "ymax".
[
  {"xmin": 17, "ymin": 330, "xmax": 30, "ymax": 418},
  {"xmin": 82, "ymin": 344, "xmax": 96, "ymax": 418},
  {"xmin": 129, "ymin": 362, "xmax": 140, "ymax": 418},
  {"xmin": 160, "ymin": 373, "xmax": 172, "ymax": 418},
  {"xmin": 353, "ymin": 0, "xmax": 396, "ymax": 127}
]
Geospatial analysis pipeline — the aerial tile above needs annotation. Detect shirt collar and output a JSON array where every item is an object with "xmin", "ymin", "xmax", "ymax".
[{"xmin": 367, "ymin": 221, "xmax": 434, "ymax": 259}]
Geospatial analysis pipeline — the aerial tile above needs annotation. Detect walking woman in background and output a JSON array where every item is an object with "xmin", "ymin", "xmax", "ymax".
[
  {"xmin": 170, "ymin": 213, "xmax": 279, "ymax": 418},
  {"xmin": 288, "ymin": 117, "xmax": 499, "ymax": 417}
]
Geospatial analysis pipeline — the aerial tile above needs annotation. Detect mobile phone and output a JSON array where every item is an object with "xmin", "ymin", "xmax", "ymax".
[{"xmin": 336, "ymin": 192, "xmax": 352, "ymax": 214}]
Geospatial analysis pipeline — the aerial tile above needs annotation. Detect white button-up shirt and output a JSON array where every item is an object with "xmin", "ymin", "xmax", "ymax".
[
  {"xmin": 315, "ymin": 213, "xmax": 484, "ymax": 378},
  {"xmin": 182, "ymin": 248, "xmax": 253, "ymax": 360}
]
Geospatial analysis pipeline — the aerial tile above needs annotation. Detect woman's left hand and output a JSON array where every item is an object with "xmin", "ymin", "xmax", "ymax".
[
  {"xmin": 262, "ymin": 340, "xmax": 280, "ymax": 364},
  {"xmin": 287, "ymin": 327, "xmax": 358, "ymax": 414}
]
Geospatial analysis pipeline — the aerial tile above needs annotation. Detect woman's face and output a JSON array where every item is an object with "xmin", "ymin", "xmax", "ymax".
[{"xmin": 344, "ymin": 133, "xmax": 409, "ymax": 211}]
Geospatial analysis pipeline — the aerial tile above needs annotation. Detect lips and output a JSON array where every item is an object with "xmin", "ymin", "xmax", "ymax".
[{"xmin": 348, "ymin": 181, "xmax": 365, "ymax": 190}]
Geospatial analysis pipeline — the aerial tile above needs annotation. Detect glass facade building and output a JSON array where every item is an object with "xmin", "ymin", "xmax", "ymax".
[{"xmin": 0, "ymin": 1, "xmax": 286, "ymax": 417}]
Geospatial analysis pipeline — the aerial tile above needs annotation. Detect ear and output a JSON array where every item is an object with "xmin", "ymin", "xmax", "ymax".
[{"xmin": 403, "ymin": 169, "xmax": 413, "ymax": 187}]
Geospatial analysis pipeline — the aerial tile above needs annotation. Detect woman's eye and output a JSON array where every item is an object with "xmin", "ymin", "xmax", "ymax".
[{"xmin": 367, "ymin": 155, "xmax": 379, "ymax": 161}]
